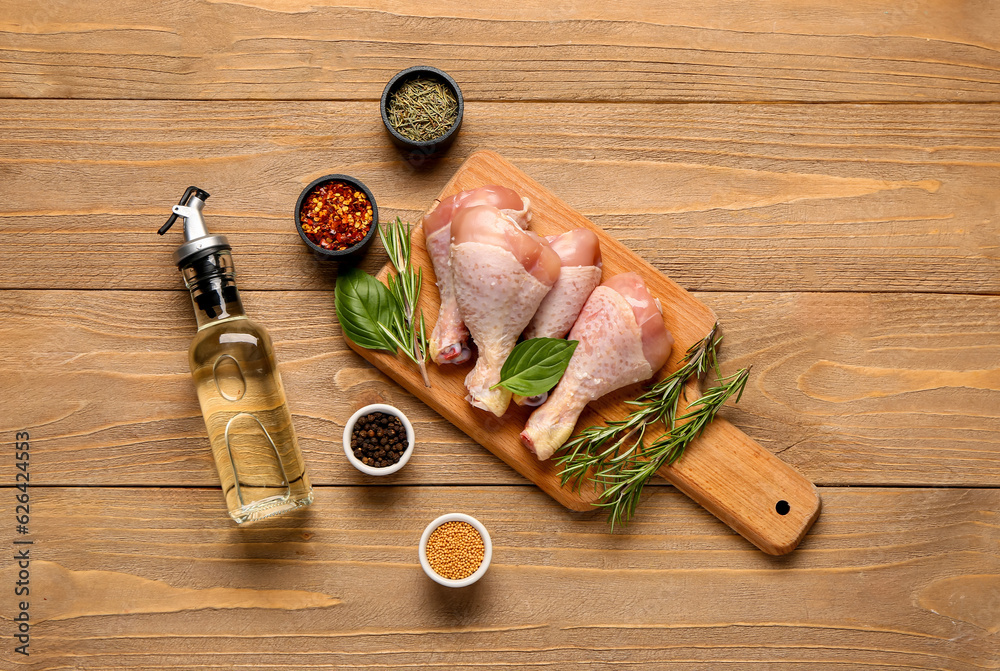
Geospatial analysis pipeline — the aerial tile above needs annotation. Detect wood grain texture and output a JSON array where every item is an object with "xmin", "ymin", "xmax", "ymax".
[
  {"xmin": 1, "ymin": 100, "xmax": 998, "ymax": 293},
  {"xmin": 2, "ymin": 289, "xmax": 997, "ymax": 488},
  {"xmin": 2, "ymin": 0, "xmax": 1000, "ymax": 102},
  {"xmin": 2, "ymin": 1, "xmax": 997, "ymax": 667},
  {"xmin": 351, "ymin": 150, "xmax": 819, "ymax": 554},
  {"xmin": 1, "ymin": 486, "xmax": 995, "ymax": 670}
]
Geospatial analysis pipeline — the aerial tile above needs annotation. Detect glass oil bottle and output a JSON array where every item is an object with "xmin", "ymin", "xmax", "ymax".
[{"xmin": 159, "ymin": 187, "xmax": 313, "ymax": 523}]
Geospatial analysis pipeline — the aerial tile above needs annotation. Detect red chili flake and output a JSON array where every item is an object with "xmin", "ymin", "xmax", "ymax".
[{"xmin": 299, "ymin": 181, "xmax": 374, "ymax": 251}]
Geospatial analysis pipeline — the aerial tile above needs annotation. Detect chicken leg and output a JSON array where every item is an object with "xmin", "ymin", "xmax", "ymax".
[
  {"xmin": 450, "ymin": 205, "xmax": 560, "ymax": 416},
  {"xmin": 515, "ymin": 228, "xmax": 603, "ymax": 406},
  {"xmin": 523, "ymin": 228, "xmax": 603, "ymax": 340},
  {"xmin": 521, "ymin": 273, "xmax": 673, "ymax": 460},
  {"xmin": 423, "ymin": 186, "xmax": 530, "ymax": 365}
]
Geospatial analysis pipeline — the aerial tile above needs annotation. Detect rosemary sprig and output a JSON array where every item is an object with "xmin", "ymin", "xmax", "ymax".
[
  {"xmin": 555, "ymin": 323, "xmax": 750, "ymax": 528},
  {"xmin": 557, "ymin": 324, "xmax": 722, "ymax": 487},
  {"xmin": 377, "ymin": 217, "xmax": 431, "ymax": 388},
  {"xmin": 596, "ymin": 368, "xmax": 749, "ymax": 528}
]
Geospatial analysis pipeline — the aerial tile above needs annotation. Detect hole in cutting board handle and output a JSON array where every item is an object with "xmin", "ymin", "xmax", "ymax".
[{"xmin": 775, "ymin": 500, "xmax": 790, "ymax": 515}]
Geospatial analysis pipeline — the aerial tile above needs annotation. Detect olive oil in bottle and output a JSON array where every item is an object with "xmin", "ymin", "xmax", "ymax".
[{"xmin": 159, "ymin": 187, "xmax": 313, "ymax": 523}]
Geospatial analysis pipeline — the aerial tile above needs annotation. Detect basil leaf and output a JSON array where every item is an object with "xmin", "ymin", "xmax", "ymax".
[
  {"xmin": 334, "ymin": 267, "xmax": 397, "ymax": 352},
  {"xmin": 492, "ymin": 338, "xmax": 579, "ymax": 396}
]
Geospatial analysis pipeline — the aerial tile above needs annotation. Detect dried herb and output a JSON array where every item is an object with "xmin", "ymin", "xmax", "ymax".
[
  {"xmin": 491, "ymin": 338, "xmax": 578, "ymax": 397},
  {"xmin": 386, "ymin": 77, "xmax": 459, "ymax": 142},
  {"xmin": 556, "ymin": 324, "xmax": 750, "ymax": 528}
]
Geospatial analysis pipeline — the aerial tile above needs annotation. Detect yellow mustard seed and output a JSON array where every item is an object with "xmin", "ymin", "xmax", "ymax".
[{"xmin": 426, "ymin": 521, "xmax": 485, "ymax": 580}]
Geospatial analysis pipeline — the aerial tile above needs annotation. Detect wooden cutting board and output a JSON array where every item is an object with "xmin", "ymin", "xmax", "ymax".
[{"xmin": 348, "ymin": 150, "xmax": 821, "ymax": 555}]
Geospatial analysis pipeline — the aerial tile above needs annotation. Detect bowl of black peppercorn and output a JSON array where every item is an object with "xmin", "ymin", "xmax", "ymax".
[{"xmin": 343, "ymin": 404, "xmax": 415, "ymax": 476}]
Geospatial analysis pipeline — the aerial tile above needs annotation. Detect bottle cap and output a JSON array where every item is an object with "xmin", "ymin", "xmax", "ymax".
[{"xmin": 157, "ymin": 186, "xmax": 231, "ymax": 267}]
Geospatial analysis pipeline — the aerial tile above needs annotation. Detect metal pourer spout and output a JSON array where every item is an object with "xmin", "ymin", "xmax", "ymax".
[{"xmin": 157, "ymin": 186, "xmax": 231, "ymax": 267}]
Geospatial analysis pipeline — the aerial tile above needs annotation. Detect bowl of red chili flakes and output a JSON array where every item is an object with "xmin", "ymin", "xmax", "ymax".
[{"xmin": 295, "ymin": 174, "xmax": 379, "ymax": 261}]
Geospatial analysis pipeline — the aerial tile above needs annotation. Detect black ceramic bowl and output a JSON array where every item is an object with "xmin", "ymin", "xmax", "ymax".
[
  {"xmin": 294, "ymin": 174, "xmax": 379, "ymax": 262},
  {"xmin": 380, "ymin": 66, "xmax": 464, "ymax": 163}
]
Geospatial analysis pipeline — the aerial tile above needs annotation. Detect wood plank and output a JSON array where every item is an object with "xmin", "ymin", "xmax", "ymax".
[
  {"xmin": 2, "ymin": 0, "xmax": 999, "ymax": 102},
  {"xmin": 351, "ymin": 149, "xmax": 819, "ymax": 554},
  {"xmin": 1, "ymin": 100, "xmax": 997, "ymax": 293},
  {"xmin": 705, "ymin": 291, "xmax": 1000, "ymax": 487},
  {"xmin": 2, "ymin": 486, "xmax": 995, "ymax": 670},
  {"xmin": 2, "ymin": 290, "xmax": 997, "ymax": 488}
]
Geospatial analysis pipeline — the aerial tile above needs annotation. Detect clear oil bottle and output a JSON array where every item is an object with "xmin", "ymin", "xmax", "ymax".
[{"xmin": 159, "ymin": 187, "xmax": 313, "ymax": 523}]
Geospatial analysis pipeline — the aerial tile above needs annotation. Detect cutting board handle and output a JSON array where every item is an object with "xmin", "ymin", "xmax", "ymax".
[{"xmin": 656, "ymin": 418, "xmax": 821, "ymax": 555}]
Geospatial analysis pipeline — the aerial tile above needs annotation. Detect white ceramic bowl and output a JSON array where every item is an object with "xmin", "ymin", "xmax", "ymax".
[
  {"xmin": 342, "ymin": 404, "xmax": 414, "ymax": 476},
  {"xmin": 418, "ymin": 513, "xmax": 493, "ymax": 587}
]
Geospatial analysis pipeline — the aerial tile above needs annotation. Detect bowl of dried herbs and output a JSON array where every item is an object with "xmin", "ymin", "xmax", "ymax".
[{"xmin": 380, "ymin": 65, "xmax": 463, "ymax": 163}]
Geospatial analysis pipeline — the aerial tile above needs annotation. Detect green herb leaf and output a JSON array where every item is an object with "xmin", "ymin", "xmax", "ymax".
[
  {"xmin": 379, "ymin": 217, "xmax": 431, "ymax": 387},
  {"xmin": 334, "ymin": 267, "xmax": 397, "ymax": 352},
  {"xmin": 492, "ymin": 338, "xmax": 579, "ymax": 396}
]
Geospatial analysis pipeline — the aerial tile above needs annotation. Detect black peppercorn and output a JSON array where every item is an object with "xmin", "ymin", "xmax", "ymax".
[{"xmin": 350, "ymin": 411, "xmax": 408, "ymax": 468}]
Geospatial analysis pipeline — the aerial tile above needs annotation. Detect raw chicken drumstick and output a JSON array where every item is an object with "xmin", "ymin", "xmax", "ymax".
[
  {"xmin": 515, "ymin": 228, "xmax": 603, "ymax": 407},
  {"xmin": 450, "ymin": 205, "xmax": 560, "ymax": 416},
  {"xmin": 422, "ymin": 185, "xmax": 530, "ymax": 365},
  {"xmin": 523, "ymin": 228, "xmax": 603, "ymax": 340},
  {"xmin": 521, "ymin": 273, "xmax": 674, "ymax": 460}
]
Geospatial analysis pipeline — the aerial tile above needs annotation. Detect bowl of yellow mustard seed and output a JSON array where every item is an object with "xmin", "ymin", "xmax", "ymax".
[{"xmin": 418, "ymin": 513, "xmax": 492, "ymax": 587}]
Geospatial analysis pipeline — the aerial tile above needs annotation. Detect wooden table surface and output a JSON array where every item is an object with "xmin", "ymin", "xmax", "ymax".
[{"xmin": 1, "ymin": 2, "xmax": 998, "ymax": 669}]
